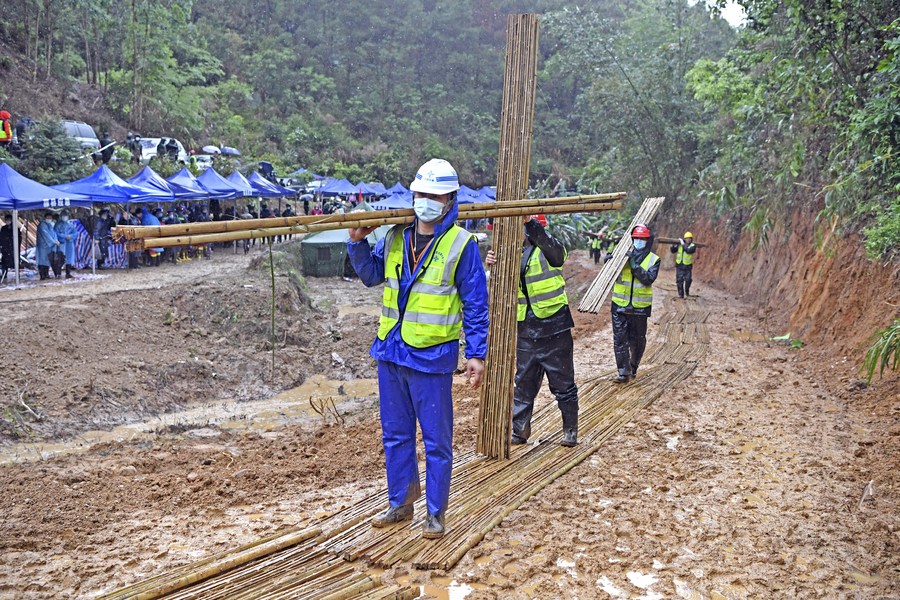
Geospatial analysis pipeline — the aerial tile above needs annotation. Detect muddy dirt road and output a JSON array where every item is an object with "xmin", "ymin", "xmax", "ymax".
[{"xmin": 0, "ymin": 247, "xmax": 896, "ymax": 599}]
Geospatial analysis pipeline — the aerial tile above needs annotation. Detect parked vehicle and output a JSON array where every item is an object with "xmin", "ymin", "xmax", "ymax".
[
  {"xmin": 138, "ymin": 137, "xmax": 189, "ymax": 164},
  {"xmin": 191, "ymin": 154, "xmax": 213, "ymax": 171},
  {"xmin": 61, "ymin": 120, "xmax": 100, "ymax": 150}
]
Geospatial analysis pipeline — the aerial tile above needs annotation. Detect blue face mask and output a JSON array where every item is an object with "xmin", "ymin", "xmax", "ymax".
[
  {"xmin": 413, "ymin": 197, "xmax": 445, "ymax": 223},
  {"xmin": 633, "ymin": 239, "xmax": 647, "ymax": 250}
]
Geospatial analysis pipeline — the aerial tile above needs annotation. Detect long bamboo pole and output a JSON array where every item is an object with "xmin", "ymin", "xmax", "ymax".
[
  {"xmin": 113, "ymin": 193, "xmax": 625, "ymax": 240},
  {"xmin": 125, "ymin": 200, "xmax": 622, "ymax": 251},
  {"xmin": 476, "ymin": 14, "xmax": 540, "ymax": 459},
  {"xmin": 656, "ymin": 236, "xmax": 706, "ymax": 248}
]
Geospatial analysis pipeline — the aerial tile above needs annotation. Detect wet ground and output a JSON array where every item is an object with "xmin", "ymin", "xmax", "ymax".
[{"xmin": 0, "ymin": 248, "xmax": 896, "ymax": 599}]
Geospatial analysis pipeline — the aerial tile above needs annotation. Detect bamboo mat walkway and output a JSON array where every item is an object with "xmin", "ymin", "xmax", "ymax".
[{"xmin": 101, "ymin": 291, "xmax": 707, "ymax": 600}]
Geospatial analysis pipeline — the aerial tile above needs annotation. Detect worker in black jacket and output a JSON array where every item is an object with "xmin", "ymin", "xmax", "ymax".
[{"xmin": 486, "ymin": 215, "xmax": 579, "ymax": 447}]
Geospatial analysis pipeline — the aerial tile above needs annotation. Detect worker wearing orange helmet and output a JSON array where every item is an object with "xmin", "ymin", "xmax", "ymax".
[
  {"xmin": 485, "ymin": 213, "xmax": 579, "ymax": 447},
  {"xmin": 670, "ymin": 231, "xmax": 696, "ymax": 298},
  {"xmin": 0, "ymin": 111, "xmax": 12, "ymax": 147},
  {"xmin": 611, "ymin": 224, "xmax": 660, "ymax": 383}
]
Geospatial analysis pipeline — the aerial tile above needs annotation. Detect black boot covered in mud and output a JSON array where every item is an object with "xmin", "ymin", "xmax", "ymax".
[{"xmin": 560, "ymin": 404, "xmax": 578, "ymax": 447}]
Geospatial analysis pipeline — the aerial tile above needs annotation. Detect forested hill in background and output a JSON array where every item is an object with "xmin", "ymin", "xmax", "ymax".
[{"xmin": 0, "ymin": 0, "xmax": 897, "ymax": 259}]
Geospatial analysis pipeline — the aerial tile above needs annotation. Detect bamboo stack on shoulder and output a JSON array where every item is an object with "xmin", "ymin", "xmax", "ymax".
[
  {"xmin": 656, "ymin": 236, "xmax": 706, "ymax": 247},
  {"xmin": 476, "ymin": 13, "xmax": 541, "ymax": 459},
  {"xmin": 115, "ymin": 194, "xmax": 623, "ymax": 252},
  {"xmin": 578, "ymin": 196, "xmax": 665, "ymax": 313}
]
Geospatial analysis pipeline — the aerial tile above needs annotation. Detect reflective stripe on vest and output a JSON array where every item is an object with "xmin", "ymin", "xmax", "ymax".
[
  {"xmin": 676, "ymin": 244, "xmax": 694, "ymax": 266},
  {"xmin": 611, "ymin": 252, "xmax": 659, "ymax": 309},
  {"xmin": 377, "ymin": 224, "xmax": 472, "ymax": 348},
  {"xmin": 517, "ymin": 247, "xmax": 568, "ymax": 321}
]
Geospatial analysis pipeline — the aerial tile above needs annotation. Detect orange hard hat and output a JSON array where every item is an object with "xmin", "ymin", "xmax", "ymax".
[
  {"xmin": 534, "ymin": 214, "xmax": 548, "ymax": 227},
  {"xmin": 0, "ymin": 110, "xmax": 10, "ymax": 120}
]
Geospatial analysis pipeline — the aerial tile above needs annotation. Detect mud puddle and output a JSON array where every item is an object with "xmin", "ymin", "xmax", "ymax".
[
  {"xmin": 393, "ymin": 573, "xmax": 488, "ymax": 599},
  {"xmin": 0, "ymin": 374, "xmax": 377, "ymax": 465}
]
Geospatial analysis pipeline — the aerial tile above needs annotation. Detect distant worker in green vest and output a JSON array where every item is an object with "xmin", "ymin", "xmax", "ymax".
[
  {"xmin": 347, "ymin": 158, "xmax": 489, "ymax": 540},
  {"xmin": 591, "ymin": 232, "xmax": 604, "ymax": 265},
  {"xmin": 670, "ymin": 231, "xmax": 696, "ymax": 298},
  {"xmin": 485, "ymin": 213, "xmax": 579, "ymax": 447},
  {"xmin": 611, "ymin": 224, "xmax": 660, "ymax": 383}
]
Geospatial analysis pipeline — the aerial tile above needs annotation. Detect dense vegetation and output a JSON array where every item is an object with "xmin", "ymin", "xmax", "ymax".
[{"xmin": 0, "ymin": 0, "xmax": 896, "ymax": 257}]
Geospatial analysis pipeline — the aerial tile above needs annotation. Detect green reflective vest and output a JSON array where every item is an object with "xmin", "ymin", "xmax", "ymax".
[
  {"xmin": 377, "ymin": 224, "xmax": 472, "ymax": 348},
  {"xmin": 675, "ymin": 243, "xmax": 695, "ymax": 266},
  {"xmin": 612, "ymin": 252, "xmax": 659, "ymax": 310},
  {"xmin": 592, "ymin": 238, "xmax": 602, "ymax": 249},
  {"xmin": 517, "ymin": 246, "xmax": 568, "ymax": 321},
  {"xmin": 0, "ymin": 121, "xmax": 10, "ymax": 141}
]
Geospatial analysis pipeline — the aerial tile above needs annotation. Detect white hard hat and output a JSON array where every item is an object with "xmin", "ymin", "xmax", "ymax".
[{"xmin": 409, "ymin": 158, "xmax": 460, "ymax": 195}]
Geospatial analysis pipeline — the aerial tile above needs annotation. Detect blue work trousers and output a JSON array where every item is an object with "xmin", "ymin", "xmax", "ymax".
[{"xmin": 377, "ymin": 360, "xmax": 453, "ymax": 517}]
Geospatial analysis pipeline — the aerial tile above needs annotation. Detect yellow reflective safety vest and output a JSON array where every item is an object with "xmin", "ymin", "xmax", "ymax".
[
  {"xmin": 675, "ymin": 243, "xmax": 694, "ymax": 266},
  {"xmin": 0, "ymin": 120, "xmax": 10, "ymax": 142},
  {"xmin": 377, "ymin": 224, "xmax": 473, "ymax": 348},
  {"xmin": 612, "ymin": 252, "xmax": 659, "ymax": 310},
  {"xmin": 591, "ymin": 237, "xmax": 602, "ymax": 250},
  {"xmin": 517, "ymin": 246, "xmax": 568, "ymax": 321}
]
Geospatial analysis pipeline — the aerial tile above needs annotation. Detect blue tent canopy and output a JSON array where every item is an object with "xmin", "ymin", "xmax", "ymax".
[
  {"xmin": 319, "ymin": 178, "xmax": 360, "ymax": 196},
  {"xmin": 196, "ymin": 168, "xmax": 243, "ymax": 199},
  {"xmin": 128, "ymin": 166, "xmax": 206, "ymax": 201},
  {"xmin": 371, "ymin": 194, "xmax": 412, "ymax": 210},
  {"xmin": 167, "ymin": 168, "xmax": 211, "ymax": 199},
  {"xmin": 367, "ymin": 182, "xmax": 387, "ymax": 195},
  {"xmin": 0, "ymin": 163, "xmax": 92, "ymax": 210},
  {"xmin": 479, "ymin": 186, "xmax": 496, "ymax": 199},
  {"xmin": 386, "ymin": 182, "xmax": 408, "ymax": 195},
  {"xmin": 226, "ymin": 171, "xmax": 260, "ymax": 197},
  {"xmin": 248, "ymin": 172, "xmax": 295, "ymax": 197},
  {"xmin": 458, "ymin": 185, "xmax": 478, "ymax": 196},
  {"xmin": 353, "ymin": 181, "xmax": 380, "ymax": 196},
  {"xmin": 53, "ymin": 165, "xmax": 173, "ymax": 204}
]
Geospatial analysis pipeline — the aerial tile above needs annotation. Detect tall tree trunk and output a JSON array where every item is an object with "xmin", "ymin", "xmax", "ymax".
[
  {"xmin": 44, "ymin": 0, "xmax": 53, "ymax": 81},
  {"xmin": 131, "ymin": 0, "xmax": 138, "ymax": 128}
]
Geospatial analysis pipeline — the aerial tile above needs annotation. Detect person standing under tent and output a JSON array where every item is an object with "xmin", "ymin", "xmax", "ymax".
[
  {"xmin": 611, "ymin": 224, "xmax": 660, "ymax": 383},
  {"xmin": 347, "ymin": 158, "xmax": 489, "ymax": 539},
  {"xmin": 0, "ymin": 214, "xmax": 23, "ymax": 281},
  {"xmin": 36, "ymin": 212, "xmax": 61, "ymax": 280},
  {"xmin": 54, "ymin": 210, "xmax": 78, "ymax": 279}
]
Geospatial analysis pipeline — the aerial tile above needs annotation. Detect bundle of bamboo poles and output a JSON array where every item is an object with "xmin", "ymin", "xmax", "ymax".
[
  {"xmin": 114, "ymin": 194, "xmax": 623, "ymax": 251},
  {"xmin": 476, "ymin": 13, "xmax": 541, "ymax": 460},
  {"xmin": 578, "ymin": 196, "xmax": 666, "ymax": 313}
]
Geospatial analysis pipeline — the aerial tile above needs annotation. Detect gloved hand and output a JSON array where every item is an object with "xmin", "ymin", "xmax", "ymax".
[{"xmin": 679, "ymin": 238, "xmax": 685, "ymax": 245}]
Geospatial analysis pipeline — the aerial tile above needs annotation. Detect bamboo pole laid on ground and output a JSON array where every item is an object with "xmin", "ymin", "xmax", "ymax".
[
  {"xmin": 124, "ymin": 199, "xmax": 622, "ymax": 251},
  {"xmin": 476, "ymin": 13, "xmax": 541, "ymax": 459},
  {"xmin": 578, "ymin": 196, "xmax": 666, "ymax": 314}
]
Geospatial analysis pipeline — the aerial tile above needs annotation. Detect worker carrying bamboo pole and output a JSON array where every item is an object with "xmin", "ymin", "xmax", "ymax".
[
  {"xmin": 485, "ymin": 215, "xmax": 579, "ymax": 447},
  {"xmin": 347, "ymin": 159, "xmax": 489, "ymax": 540},
  {"xmin": 670, "ymin": 231, "xmax": 697, "ymax": 298},
  {"xmin": 611, "ymin": 224, "xmax": 660, "ymax": 383}
]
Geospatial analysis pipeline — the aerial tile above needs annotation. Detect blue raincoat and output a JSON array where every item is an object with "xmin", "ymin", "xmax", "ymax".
[
  {"xmin": 140, "ymin": 211, "xmax": 164, "ymax": 254},
  {"xmin": 348, "ymin": 200, "xmax": 489, "ymax": 517},
  {"xmin": 54, "ymin": 219, "xmax": 77, "ymax": 265},
  {"xmin": 36, "ymin": 219, "xmax": 60, "ymax": 267}
]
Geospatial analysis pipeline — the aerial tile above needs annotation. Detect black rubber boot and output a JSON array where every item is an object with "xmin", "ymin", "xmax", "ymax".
[
  {"xmin": 371, "ymin": 503, "xmax": 414, "ymax": 527},
  {"xmin": 65, "ymin": 265, "xmax": 73, "ymax": 279},
  {"xmin": 38, "ymin": 266, "xmax": 49, "ymax": 280},
  {"xmin": 560, "ymin": 403, "xmax": 578, "ymax": 447},
  {"xmin": 422, "ymin": 512, "xmax": 445, "ymax": 539}
]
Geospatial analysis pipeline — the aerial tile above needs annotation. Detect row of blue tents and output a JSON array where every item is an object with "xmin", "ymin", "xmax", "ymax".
[{"xmin": 0, "ymin": 163, "xmax": 296, "ymax": 285}]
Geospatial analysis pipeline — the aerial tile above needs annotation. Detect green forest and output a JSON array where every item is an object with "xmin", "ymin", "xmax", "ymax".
[{"xmin": 0, "ymin": 0, "xmax": 897, "ymax": 258}]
